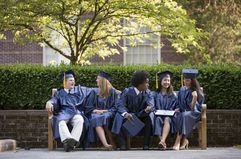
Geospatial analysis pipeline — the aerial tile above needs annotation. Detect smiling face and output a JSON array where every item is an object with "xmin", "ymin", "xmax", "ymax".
[
  {"xmin": 65, "ymin": 77, "xmax": 75, "ymax": 89},
  {"xmin": 184, "ymin": 78, "xmax": 192, "ymax": 87},
  {"xmin": 161, "ymin": 76, "xmax": 171, "ymax": 89}
]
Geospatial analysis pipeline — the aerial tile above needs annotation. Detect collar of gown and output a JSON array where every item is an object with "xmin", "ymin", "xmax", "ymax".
[
  {"xmin": 64, "ymin": 88, "xmax": 75, "ymax": 94},
  {"xmin": 134, "ymin": 87, "xmax": 142, "ymax": 95}
]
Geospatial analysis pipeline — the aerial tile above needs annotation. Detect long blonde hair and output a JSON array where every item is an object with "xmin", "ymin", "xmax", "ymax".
[{"xmin": 98, "ymin": 76, "xmax": 113, "ymax": 97}]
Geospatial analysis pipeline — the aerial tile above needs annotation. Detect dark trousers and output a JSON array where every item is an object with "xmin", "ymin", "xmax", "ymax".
[{"xmin": 119, "ymin": 116, "xmax": 152, "ymax": 147}]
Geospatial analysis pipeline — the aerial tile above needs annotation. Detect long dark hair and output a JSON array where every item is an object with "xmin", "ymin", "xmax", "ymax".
[
  {"xmin": 190, "ymin": 78, "xmax": 204, "ymax": 100},
  {"xmin": 157, "ymin": 78, "xmax": 174, "ymax": 95}
]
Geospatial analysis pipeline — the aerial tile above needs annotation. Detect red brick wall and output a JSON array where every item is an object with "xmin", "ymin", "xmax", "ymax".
[
  {"xmin": 0, "ymin": 110, "xmax": 240, "ymax": 148},
  {"xmin": 0, "ymin": 32, "xmax": 43, "ymax": 64}
]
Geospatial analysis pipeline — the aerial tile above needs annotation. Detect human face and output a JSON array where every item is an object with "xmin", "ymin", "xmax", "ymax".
[
  {"xmin": 138, "ymin": 78, "xmax": 149, "ymax": 91},
  {"xmin": 96, "ymin": 76, "xmax": 102, "ymax": 87},
  {"xmin": 161, "ymin": 77, "xmax": 171, "ymax": 89},
  {"xmin": 184, "ymin": 78, "xmax": 191, "ymax": 87},
  {"xmin": 65, "ymin": 78, "xmax": 75, "ymax": 89}
]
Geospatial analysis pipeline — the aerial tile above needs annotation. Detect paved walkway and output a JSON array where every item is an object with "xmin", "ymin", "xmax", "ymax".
[{"xmin": 0, "ymin": 147, "xmax": 241, "ymax": 159}]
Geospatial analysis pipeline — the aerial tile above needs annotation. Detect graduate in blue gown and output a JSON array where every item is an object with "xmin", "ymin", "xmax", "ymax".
[
  {"xmin": 153, "ymin": 71, "xmax": 179, "ymax": 150},
  {"xmin": 172, "ymin": 69, "xmax": 205, "ymax": 150},
  {"xmin": 111, "ymin": 70, "xmax": 154, "ymax": 150},
  {"xmin": 85, "ymin": 72, "xmax": 120, "ymax": 150},
  {"xmin": 46, "ymin": 70, "xmax": 92, "ymax": 152}
]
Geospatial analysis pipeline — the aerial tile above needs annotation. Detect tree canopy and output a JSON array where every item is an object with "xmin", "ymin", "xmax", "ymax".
[
  {"xmin": 0, "ymin": 0, "xmax": 203, "ymax": 64},
  {"xmin": 178, "ymin": 0, "xmax": 241, "ymax": 64}
]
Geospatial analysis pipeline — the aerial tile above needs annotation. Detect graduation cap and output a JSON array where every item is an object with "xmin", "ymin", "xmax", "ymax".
[
  {"xmin": 156, "ymin": 71, "xmax": 173, "ymax": 89},
  {"xmin": 181, "ymin": 69, "xmax": 198, "ymax": 87},
  {"xmin": 182, "ymin": 69, "xmax": 198, "ymax": 79},
  {"xmin": 98, "ymin": 71, "xmax": 112, "ymax": 81},
  {"xmin": 60, "ymin": 70, "xmax": 75, "ymax": 88}
]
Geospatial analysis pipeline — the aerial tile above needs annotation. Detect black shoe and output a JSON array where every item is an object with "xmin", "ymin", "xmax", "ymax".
[
  {"xmin": 143, "ymin": 145, "xmax": 149, "ymax": 150},
  {"xmin": 63, "ymin": 138, "xmax": 76, "ymax": 152},
  {"xmin": 63, "ymin": 142, "xmax": 72, "ymax": 152}
]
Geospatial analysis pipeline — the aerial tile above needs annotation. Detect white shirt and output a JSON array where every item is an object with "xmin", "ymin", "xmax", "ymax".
[
  {"xmin": 64, "ymin": 88, "xmax": 75, "ymax": 94},
  {"xmin": 134, "ymin": 87, "xmax": 142, "ymax": 95}
]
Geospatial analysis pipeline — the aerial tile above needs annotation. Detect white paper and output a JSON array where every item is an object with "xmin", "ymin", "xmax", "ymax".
[{"xmin": 155, "ymin": 110, "xmax": 175, "ymax": 116}]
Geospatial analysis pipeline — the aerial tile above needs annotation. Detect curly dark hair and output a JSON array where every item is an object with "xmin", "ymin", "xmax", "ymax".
[{"xmin": 131, "ymin": 70, "xmax": 150, "ymax": 87}]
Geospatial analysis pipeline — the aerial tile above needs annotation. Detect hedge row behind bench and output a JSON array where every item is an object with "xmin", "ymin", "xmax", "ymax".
[{"xmin": 0, "ymin": 63, "xmax": 241, "ymax": 109}]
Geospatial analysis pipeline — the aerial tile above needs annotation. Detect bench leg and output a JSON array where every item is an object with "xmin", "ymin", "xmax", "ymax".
[
  {"xmin": 48, "ymin": 118, "xmax": 55, "ymax": 150},
  {"xmin": 201, "ymin": 118, "xmax": 207, "ymax": 149}
]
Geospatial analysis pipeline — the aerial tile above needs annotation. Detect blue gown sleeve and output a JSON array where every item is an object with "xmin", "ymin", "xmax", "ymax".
[
  {"xmin": 84, "ymin": 89, "xmax": 97, "ymax": 116},
  {"xmin": 116, "ymin": 88, "xmax": 129, "ymax": 114},
  {"xmin": 108, "ymin": 89, "xmax": 121, "ymax": 113},
  {"xmin": 153, "ymin": 91, "xmax": 158, "ymax": 111},
  {"xmin": 146, "ymin": 89, "xmax": 154, "ymax": 108},
  {"xmin": 49, "ymin": 91, "xmax": 61, "ymax": 114},
  {"xmin": 170, "ymin": 93, "xmax": 179, "ymax": 110}
]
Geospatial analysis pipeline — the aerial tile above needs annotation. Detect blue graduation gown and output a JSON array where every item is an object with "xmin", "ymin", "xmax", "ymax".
[
  {"xmin": 49, "ymin": 85, "xmax": 92, "ymax": 140},
  {"xmin": 177, "ymin": 87, "xmax": 204, "ymax": 137},
  {"xmin": 153, "ymin": 91, "xmax": 179, "ymax": 136},
  {"xmin": 84, "ymin": 88, "xmax": 120, "ymax": 143},
  {"xmin": 111, "ymin": 87, "xmax": 154, "ymax": 135}
]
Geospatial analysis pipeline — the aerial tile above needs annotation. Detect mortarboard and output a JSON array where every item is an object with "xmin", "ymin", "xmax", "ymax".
[
  {"xmin": 60, "ymin": 70, "xmax": 75, "ymax": 88},
  {"xmin": 98, "ymin": 71, "xmax": 112, "ymax": 81},
  {"xmin": 182, "ymin": 69, "xmax": 198, "ymax": 79}
]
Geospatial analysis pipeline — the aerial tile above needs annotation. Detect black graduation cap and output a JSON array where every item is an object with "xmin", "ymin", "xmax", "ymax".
[
  {"xmin": 156, "ymin": 71, "xmax": 173, "ymax": 89},
  {"xmin": 98, "ymin": 71, "xmax": 112, "ymax": 81},
  {"xmin": 157, "ymin": 71, "xmax": 173, "ymax": 79},
  {"xmin": 182, "ymin": 69, "xmax": 198, "ymax": 79}
]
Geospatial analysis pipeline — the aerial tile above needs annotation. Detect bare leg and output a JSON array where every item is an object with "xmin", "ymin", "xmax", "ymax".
[
  {"xmin": 95, "ymin": 126, "xmax": 112, "ymax": 148},
  {"xmin": 161, "ymin": 117, "xmax": 170, "ymax": 143},
  {"xmin": 158, "ymin": 117, "xmax": 170, "ymax": 149},
  {"xmin": 104, "ymin": 126, "xmax": 116, "ymax": 149},
  {"xmin": 173, "ymin": 132, "xmax": 181, "ymax": 150},
  {"xmin": 180, "ymin": 137, "xmax": 189, "ymax": 149}
]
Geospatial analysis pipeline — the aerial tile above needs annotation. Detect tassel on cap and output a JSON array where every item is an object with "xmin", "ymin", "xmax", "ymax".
[{"xmin": 156, "ymin": 73, "xmax": 158, "ymax": 89}]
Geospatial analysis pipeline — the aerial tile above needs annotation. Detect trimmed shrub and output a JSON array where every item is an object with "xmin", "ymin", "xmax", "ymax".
[{"xmin": 0, "ymin": 64, "xmax": 241, "ymax": 109}]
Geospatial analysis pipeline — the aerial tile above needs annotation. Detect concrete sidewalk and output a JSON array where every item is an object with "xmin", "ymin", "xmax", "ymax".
[{"xmin": 0, "ymin": 147, "xmax": 241, "ymax": 159}]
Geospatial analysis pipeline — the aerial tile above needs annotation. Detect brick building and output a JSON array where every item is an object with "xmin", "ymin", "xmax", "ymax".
[{"xmin": 0, "ymin": 32, "xmax": 186, "ymax": 65}]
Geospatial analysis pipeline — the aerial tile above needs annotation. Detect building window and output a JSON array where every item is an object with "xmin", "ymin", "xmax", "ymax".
[{"xmin": 123, "ymin": 24, "xmax": 161, "ymax": 65}]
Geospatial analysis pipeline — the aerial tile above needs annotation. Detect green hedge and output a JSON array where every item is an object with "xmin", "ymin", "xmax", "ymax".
[{"xmin": 0, "ymin": 64, "xmax": 241, "ymax": 109}]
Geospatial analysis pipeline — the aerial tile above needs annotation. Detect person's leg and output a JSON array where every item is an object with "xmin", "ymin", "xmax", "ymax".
[
  {"xmin": 142, "ymin": 116, "xmax": 152, "ymax": 149},
  {"xmin": 161, "ymin": 117, "xmax": 171, "ymax": 142},
  {"xmin": 59, "ymin": 119, "xmax": 75, "ymax": 152},
  {"xmin": 104, "ymin": 126, "xmax": 116, "ymax": 148},
  {"xmin": 95, "ymin": 126, "xmax": 112, "ymax": 148},
  {"xmin": 70, "ymin": 115, "xmax": 84, "ymax": 142},
  {"xmin": 173, "ymin": 132, "xmax": 182, "ymax": 150},
  {"xmin": 59, "ymin": 120, "xmax": 72, "ymax": 142},
  {"xmin": 118, "ymin": 127, "xmax": 128, "ymax": 150},
  {"xmin": 159, "ymin": 117, "xmax": 170, "ymax": 149},
  {"xmin": 180, "ymin": 137, "xmax": 189, "ymax": 149}
]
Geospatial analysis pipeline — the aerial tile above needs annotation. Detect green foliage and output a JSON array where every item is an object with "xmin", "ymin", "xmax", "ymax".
[
  {"xmin": 177, "ymin": 0, "xmax": 241, "ymax": 64},
  {"xmin": 0, "ymin": 0, "xmax": 203, "ymax": 64},
  {"xmin": 0, "ymin": 64, "xmax": 241, "ymax": 110}
]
